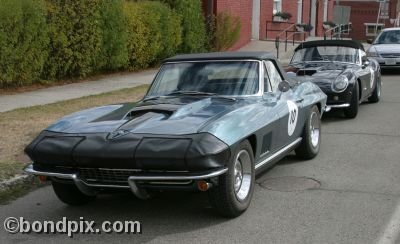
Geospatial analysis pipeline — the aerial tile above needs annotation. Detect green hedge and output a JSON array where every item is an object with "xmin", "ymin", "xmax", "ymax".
[
  {"xmin": 44, "ymin": 0, "xmax": 102, "ymax": 79},
  {"xmin": 124, "ymin": 1, "xmax": 182, "ymax": 70},
  {"xmin": 96, "ymin": 0, "xmax": 129, "ymax": 71},
  {"xmin": 0, "ymin": 0, "xmax": 205, "ymax": 88},
  {"xmin": 163, "ymin": 0, "xmax": 207, "ymax": 53},
  {"xmin": 213, "ymin": 11, "xmax": 241, "ymax": 51},
  {"xmin": 0, "ymin": 0, "xmax": 48, "ymax": 87}
]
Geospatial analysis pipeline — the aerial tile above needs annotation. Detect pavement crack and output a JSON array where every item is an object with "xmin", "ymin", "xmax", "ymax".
[
  {"xmin": 322, "ymin": 132, "xmax": 400, "ymax": 138},
  {"xmin": 312, "ymin": 187, "xmax": 400, "ymax": 198}
]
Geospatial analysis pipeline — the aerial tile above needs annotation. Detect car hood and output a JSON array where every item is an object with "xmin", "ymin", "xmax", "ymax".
[
  {"xmin": 46, "ymin": 96, "xmax": 246, "ymax": 135},
  {"xmin": 370, "ymin": 44, "xmax": 400, "ymax": 54},
  {"xmin": 287, "ymin": 62, "xmax": 353, "ymax": 89}
]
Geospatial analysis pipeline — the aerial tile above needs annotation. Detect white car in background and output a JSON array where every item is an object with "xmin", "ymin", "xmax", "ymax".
[{"xmin": 367, "ymin": 27, "xmax": 400, "ymax": 68}]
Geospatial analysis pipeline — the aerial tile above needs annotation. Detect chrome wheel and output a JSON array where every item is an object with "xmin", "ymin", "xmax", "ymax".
[
  {"xmin": 310, "ymin": 111, "xmax": 320, "ymax": 148},
  {"xmin": 233, "ymin": 150, "xmax": 252, "ymax": 201}
]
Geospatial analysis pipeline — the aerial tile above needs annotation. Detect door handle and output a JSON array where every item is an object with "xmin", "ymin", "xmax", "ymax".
[{"xmin": 295, "ymin": 98, "xmax": 304, "ymax": 103}]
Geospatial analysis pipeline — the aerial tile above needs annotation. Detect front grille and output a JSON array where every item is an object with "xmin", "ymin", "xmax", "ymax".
[
  {"xmin": 381, "ymin": 53, "xmax": 400, "ymax": 58},
  {"xmin": 78, "ymin": 168, "xmax": 140, "ymax": 185}
]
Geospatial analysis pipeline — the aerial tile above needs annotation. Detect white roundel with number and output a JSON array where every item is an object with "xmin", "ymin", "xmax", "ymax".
[{"xmin": 287, "ymin": 100, "xmax": 299, "ymax": 136}]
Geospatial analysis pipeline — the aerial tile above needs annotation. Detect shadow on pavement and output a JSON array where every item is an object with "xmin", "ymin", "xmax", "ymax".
[
  {"xmin": 2, "ymin": 188, "xmax": 229, "ymax": 243},
  {"xmin": 381, "ymin": 68, "xmax": 400, "ymax": 76}
]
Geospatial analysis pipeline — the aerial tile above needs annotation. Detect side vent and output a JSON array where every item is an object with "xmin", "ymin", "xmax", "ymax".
[{"xmin": 261, "ymin": 132, "xmax": 272, "ymax": 156}]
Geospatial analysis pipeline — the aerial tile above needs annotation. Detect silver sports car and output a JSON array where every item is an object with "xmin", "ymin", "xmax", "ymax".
[{"xmin": 367, "ymin": 27, "xmax": 400, "ymax": 68}]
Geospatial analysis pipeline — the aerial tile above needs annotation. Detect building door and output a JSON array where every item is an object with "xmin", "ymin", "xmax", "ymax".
[{"xmin": 252, "ymin": 0, "xmax": 260, "ymax": 40}]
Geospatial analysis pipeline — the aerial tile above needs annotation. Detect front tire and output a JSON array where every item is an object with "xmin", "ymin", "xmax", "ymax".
[
  {"xmin": 52, "ymin": 180, "xmax": 96, "ymax": 206},
  {"xmin": 208, "ymin": 140, "xmax": 255, "ymax": 218},
  {"xmin": 295, "ymin": 105, "xmax": 321, "ymax": 159},
  {"xmin": 344, "ymin": 82, "xmax": 359, "ymax": 118},
  {"xmin": 368, "ymin": 77, "xmax": 381, "ymax": 103}
]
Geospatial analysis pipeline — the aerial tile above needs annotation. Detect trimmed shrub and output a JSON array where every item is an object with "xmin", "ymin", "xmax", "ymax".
[
  {"xmin": 124, "ymin": 1, "xmax": 182, "ymax": 70},
  {"xmin": 44, "ymin": 0, "xmax": 102, "ymax": 79},
  {"xmin": 153, "ymin": 4, "xmax": 182, "ymax": 59},
  {"xmin": 212, "ymin": 11, "xmax": 241, "ymax": 51},
  {"xmin": 96, "ymin": 0, "xmax": 128, "ymax": 71},
  {"xmin": 0, "ymin": 0, "xmax": 49, "ymax": 87},
  {"xmin": 163, "ymin": 0, "xmax": 207, "ymax": 53}
]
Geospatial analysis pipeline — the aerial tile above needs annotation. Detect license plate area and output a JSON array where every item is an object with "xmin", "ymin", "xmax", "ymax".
[{"xmin": 385, "ymin": 58, "xmax": 397, "ymax": 65}]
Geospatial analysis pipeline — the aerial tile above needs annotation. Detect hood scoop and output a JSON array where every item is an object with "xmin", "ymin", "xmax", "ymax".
[
  {"xmin": 125, "ymin": 109, "xmax": 174, "ymax": 120},
  {"xmin": 297, "ymin": 69, "xmax": 317, "ymax": 76}
]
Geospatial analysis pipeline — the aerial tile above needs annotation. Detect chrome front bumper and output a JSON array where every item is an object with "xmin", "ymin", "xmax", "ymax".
[
  {"xmin": 24, "ymin": 164, "xmax": 227, "ymax": 199},
  {"xmin": 325, "ymin": 103, "xmax": 350, "ymax": 112}
]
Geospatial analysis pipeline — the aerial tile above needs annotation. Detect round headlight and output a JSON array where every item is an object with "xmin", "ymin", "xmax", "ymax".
[{"xmin": 332, "ymin": 75, "xmax": 349, "ymax": 92}]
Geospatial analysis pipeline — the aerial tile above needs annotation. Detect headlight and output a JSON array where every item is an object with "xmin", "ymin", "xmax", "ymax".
[
  {"xmin": 367, "ymin": 47, "xmax": 380, "ymax": 57},
  {"xmin": 367, "ymin": 51, "xmax": 379, "ymax": 57},
  {"xmin": 332, "ymin": 75, "xmax": 349, "ymax": 92}
]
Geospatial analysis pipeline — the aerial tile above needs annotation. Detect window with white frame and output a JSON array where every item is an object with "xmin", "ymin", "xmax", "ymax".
[
  {"xmin": 273, "ymin": 0, "xmax": 282, "ymax": 15},
  {"xmin": 379, "ymin": 2, "xmax": 389, "ymax": 19},
  {"xmin": 364, "ymin": 23, "xmax": 384, "ymax": 37}
]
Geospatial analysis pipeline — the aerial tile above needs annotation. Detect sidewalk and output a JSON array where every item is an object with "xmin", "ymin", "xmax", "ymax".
[
  {"xmin": 0, "ymin": 69, "xmax": 157, "ymax": 112},
  {"xmin": 0, "ymin": 40, "xmax": 293, "ymax": 113}
]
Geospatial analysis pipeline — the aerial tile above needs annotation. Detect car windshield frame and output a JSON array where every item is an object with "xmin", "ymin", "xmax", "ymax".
[
  {"xmin": 373, "ymin": 29, "xmax": 400, "ymax": 45},
  {"xmin": 290, "ymin": 45, "xmax": 360, "ymax": 65},
  {"xmin": 145, "ymin": 60, "xmax": 263, "ymax": 98}
]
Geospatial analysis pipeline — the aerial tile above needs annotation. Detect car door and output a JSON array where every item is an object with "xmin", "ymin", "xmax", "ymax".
[
  {"xmin": 357, "ymin": 50, "xmax": 373, "ymax": 99},
  {"xmin": 263, "ymin": 60, "xmax": 305, "ymax": 150}
]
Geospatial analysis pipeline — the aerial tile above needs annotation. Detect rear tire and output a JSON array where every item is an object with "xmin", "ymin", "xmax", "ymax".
[
  {"xmin": 295, "ymin": 105, "xmax": 321, "ymax": 160},
  {"xmin": 368, "ymin": 77, "xmax": 381, "ymax": 103},
  {"xmin": 208, "ymin": 140, "xmax": 255, "ymax": 218},
  {"xmin": 344, "ymin": 82, "xmax": 359, "ymax": 119},
  {"xmin": 52, "ymin": 180, "xmax": 96, "ymax": 206}
]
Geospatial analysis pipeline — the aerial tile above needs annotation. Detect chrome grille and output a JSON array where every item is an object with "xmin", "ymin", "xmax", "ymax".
[
  {"xmin": 381, "ymin": 53, "xmax": 400, "ymax": 58},
  {"xmin": 78, "ymin": 168, "xmax": 194, "ymax": 186},
  {"xmin": 78, "ymin": 168, "xmax": 140, "ymax": 184}
]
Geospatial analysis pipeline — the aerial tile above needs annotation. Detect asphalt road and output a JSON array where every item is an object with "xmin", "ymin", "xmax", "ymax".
[{"xmin": 1, "ymin": 72, "xmax": 400, "ymax": 244}]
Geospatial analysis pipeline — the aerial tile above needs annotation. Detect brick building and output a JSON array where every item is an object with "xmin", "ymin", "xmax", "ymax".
[
  {"xmin": 202, "ymin": 0, "xmax": 336, "ymax": 49},
  {"xmin": 333, "ymin": 0, "xmax": 400, "ymax": 41}
]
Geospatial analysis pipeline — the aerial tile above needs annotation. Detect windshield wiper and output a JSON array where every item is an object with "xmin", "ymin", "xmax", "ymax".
[
  {"xmin": 143, "ymin": 90, "xmax": 236, "ymax": 102},
  {"xmin": 142, "ymin": 96, "xmax": 164, "ymax": 102},
  {"xmin": 169, "ymin": 91, "xmax": 236, "ymax": 101},
  {"xmin": 166, "ymin": 90, "xmax": 217, "ymax": 96}
]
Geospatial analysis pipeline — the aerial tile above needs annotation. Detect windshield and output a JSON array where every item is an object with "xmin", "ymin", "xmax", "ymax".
[
  {"xmin": 147, "ymin": 61, "xmax": 260, "ymax": 97},
  {"xmin": 374, "ymin": 30, "xmax": 400, "ymax": 44},
  {"xmin": 291, "ymin": 46, "xmax": 359, "ymax": 64}
]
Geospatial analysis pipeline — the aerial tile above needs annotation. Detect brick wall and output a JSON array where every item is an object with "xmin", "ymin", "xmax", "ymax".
[
  {"xmin": 208, "ymin": 0, "xmax": 337, "ymax": 49},
  {"xmin": 262, "ymin": 0, "xmax": 304, "ymax": 40},
  {"xmin": 215, "ymin": 0, "xmax": 253, "ymax": 50},
  {"xmin": 335, "ymin": 1, "xmax": 398, "ymax": 41}
]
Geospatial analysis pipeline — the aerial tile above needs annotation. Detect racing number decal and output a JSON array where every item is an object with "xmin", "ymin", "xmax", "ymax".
[{"xmin": 287, "ymin": 101, "xmax": 298, "ymax": 136}]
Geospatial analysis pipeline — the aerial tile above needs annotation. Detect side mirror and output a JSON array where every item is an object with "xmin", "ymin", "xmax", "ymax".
[
  {"xmin": 361, "ymin": 56, "xmax": 370, "ymax": 69},
  {"xmin": 278, "ymin": 80, "xmax": 291, "ymax": 92},
  {"xmin": 366, "ymin": 39, "xmax": 373, "ymax": 44}
]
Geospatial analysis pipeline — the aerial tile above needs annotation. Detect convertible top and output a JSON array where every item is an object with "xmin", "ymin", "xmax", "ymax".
[
  {"xmin": 294, "ymin": 40, "xmax": 365, "ymax": 51},
  {"xmin": 164, "ymin": 51, "xmax": 275, "ymax": 62}
]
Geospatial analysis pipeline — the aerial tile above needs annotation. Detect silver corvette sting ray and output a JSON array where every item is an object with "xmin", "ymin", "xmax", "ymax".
[{"xmin": 24, "ymin": 52, "xmax": 327, "ymax": 217}]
